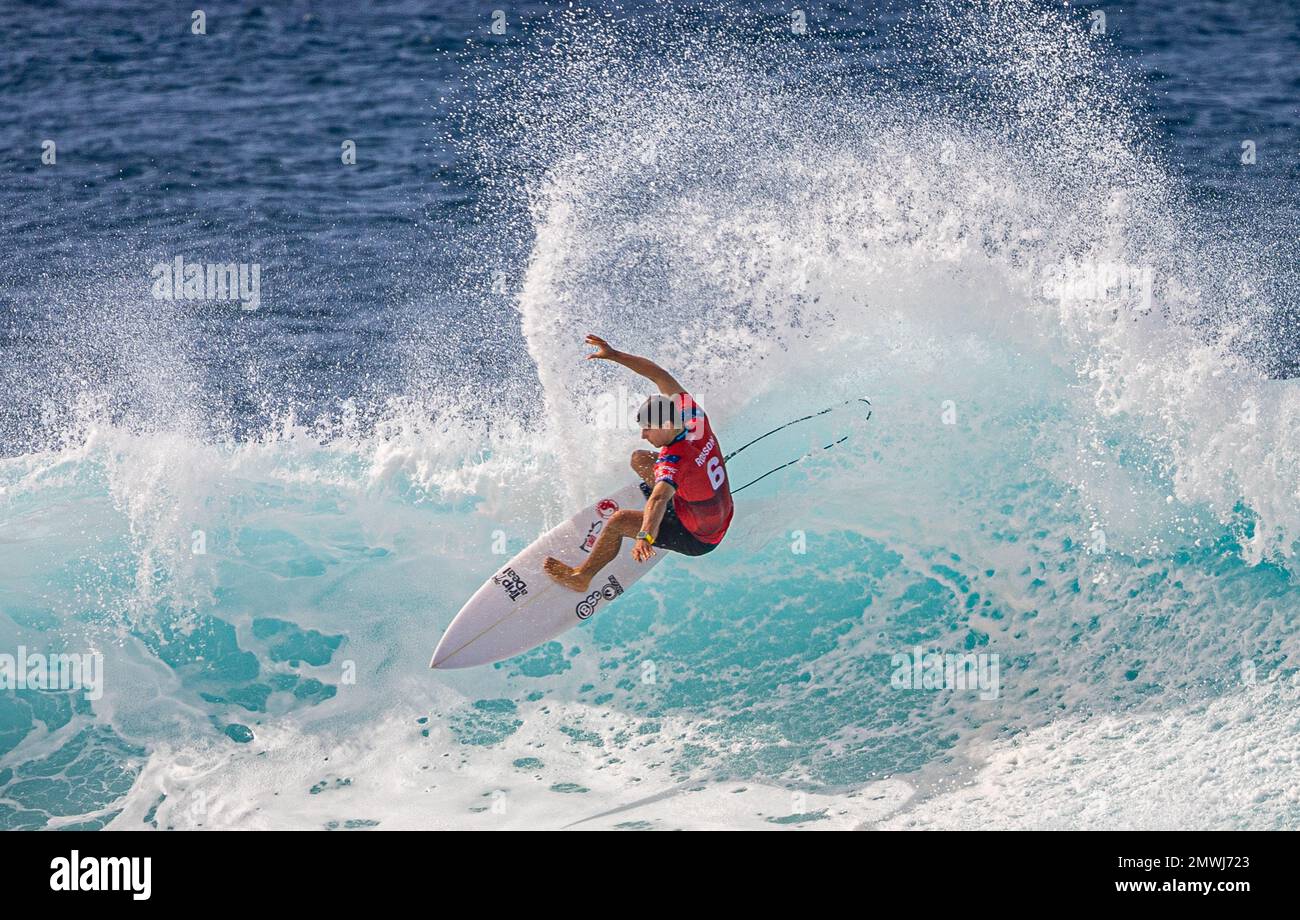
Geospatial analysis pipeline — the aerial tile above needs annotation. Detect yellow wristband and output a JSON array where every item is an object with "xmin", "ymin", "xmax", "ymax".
[{"xmin": 637, "ymin": 531, "xmax": 655, "ymax": 545}]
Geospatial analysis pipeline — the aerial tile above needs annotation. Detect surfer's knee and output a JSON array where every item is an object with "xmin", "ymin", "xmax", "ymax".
[
  {"xmin": 630, "ymin": 450, "xmax": 655, "ymax": 481},
  {"xmin": 611, "ymin": 509, "xmax": 642, "ymax": 532}
]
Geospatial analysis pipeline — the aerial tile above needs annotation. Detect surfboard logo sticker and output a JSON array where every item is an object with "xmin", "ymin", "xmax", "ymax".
[
  {"xmin": 575, "ymin": 575, "xmax": 624, "ymax": 620},
  {"xmin": 492, "ymin": 567, "xmax": 528, "ymax": 602},
  {"xmin": 596, "ymin": 498, "xmax": 618, "ymax": 518},
  {"xmin": 578, "ymin": 520, "xmax": 604, "ymax": 553}
]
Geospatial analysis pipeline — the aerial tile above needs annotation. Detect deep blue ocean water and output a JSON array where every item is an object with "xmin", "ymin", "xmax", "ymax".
[{"xmin": 2, "ymin": 0, "xmax": 1299, "ymax": 829}]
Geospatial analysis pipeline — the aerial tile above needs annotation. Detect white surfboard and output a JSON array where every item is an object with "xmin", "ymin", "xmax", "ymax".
[{"xmin": 430, "ymin": 482, "xmax": 665, "ymax": 669}]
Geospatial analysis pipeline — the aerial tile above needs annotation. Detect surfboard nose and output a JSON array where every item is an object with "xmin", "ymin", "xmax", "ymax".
[
  {"xmin": 429, "ymin": 641, "xmax": 496, "ymax": 670},
  {"xmin": 430, "ymin": 623, "xmax": 503, "ymax": 669},
  {"xmin": 429, "ymin": 638, "xmax": 464, "ymax": 669}
]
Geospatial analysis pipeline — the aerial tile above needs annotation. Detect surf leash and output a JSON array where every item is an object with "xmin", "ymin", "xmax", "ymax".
[{"xmin": 724, "ymin": 397, "xmax": 872, "ymax": 494}]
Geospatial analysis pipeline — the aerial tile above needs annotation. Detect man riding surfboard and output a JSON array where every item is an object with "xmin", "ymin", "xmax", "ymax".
[{"xmin": 542, "ymin": 334, "xmax": 734, "ymax": 592}]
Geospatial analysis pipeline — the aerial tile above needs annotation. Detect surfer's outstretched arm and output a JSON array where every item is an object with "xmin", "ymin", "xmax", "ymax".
[{"xmin": 585, "ymin": 334, "xmax": 684, "ymax": 396}]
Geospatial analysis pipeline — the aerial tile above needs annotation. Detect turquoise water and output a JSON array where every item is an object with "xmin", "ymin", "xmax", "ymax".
[
  {"xmin": 3, "ymin": 357, "xmax": 1298, "ymax": 827},
  {"xmin": 3, "ymin": 1, "xmax": 1300, "ymax": 829}
]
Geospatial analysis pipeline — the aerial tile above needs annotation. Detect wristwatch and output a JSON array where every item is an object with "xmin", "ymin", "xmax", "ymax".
[{"xmin": 636, "ymin": 531, "xmax": 655, "ymax": 545}]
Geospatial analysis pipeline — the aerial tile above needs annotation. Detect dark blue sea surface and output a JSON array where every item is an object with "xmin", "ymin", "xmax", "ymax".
[{"xmin": 3, "ymin": 0, "xmax": 1297, "ymax": 448}]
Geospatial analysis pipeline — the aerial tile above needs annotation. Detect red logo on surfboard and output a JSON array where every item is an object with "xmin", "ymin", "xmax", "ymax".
[{"xmin": 596, "ymin": 499, "xmax": 618, "ymax": 519}]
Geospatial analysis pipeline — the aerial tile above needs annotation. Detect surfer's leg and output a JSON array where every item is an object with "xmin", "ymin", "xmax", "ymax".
[
  {"xmin": 543, "ymin": 510, "xmax": 641, "ymax": 592},
  {"xmin": 630, "ymin": 450, "xmax": 656, "ymax": 485}
]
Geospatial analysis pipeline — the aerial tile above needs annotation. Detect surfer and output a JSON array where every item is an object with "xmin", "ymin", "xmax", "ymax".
[{"xmin": 543, "ymin": 334, "xmax": 735, "ymax": 592}]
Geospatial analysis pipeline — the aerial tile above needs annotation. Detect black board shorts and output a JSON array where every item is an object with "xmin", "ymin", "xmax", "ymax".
[{"xmin": 654, "ymin": 500, "xmax": 720, "ymax": 557}]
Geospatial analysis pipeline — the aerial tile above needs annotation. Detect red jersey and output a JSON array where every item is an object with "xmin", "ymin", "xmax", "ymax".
[{"xmin": 652, "ymin": 394, "xmax": 734, "ymax": 544}]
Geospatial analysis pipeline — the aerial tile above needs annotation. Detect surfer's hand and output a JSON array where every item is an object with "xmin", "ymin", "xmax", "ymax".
[
  {"xmin": 585, "ymin": 334, "xmax": 618, "ymax": 360},
  {"xmin": 631, "ymin": 539, "xmax": 655, "ymax": 562}
]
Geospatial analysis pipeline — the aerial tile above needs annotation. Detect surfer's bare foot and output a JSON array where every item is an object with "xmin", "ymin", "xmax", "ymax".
[{"xmin": 543, "ymin": 557, "xmax": 591, "ymax": 592}]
